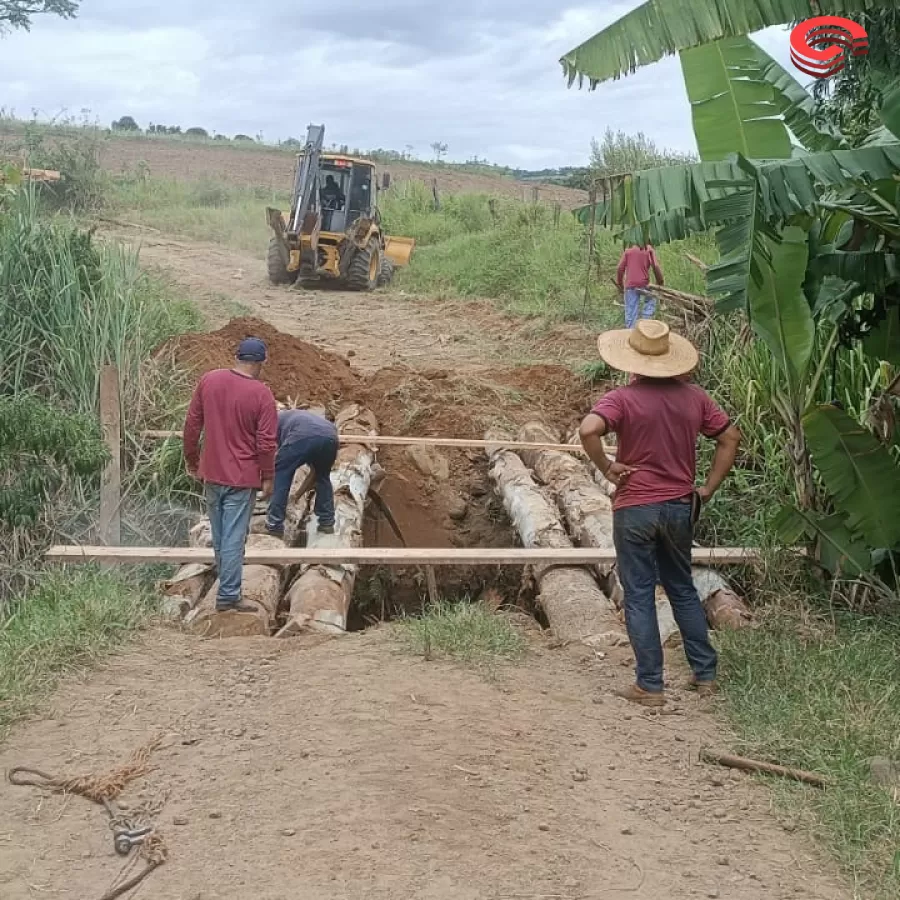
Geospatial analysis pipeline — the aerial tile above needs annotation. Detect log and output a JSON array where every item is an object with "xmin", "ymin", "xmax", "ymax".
[
  {"xmin": 518, "ymin": 421, "xmax": 679, "ymax": 647},
  {"xmin": 186, "ymin": 534, "xmax": 285, "ymax": 637},
  {"xmin": 160, "ymin": 563, "xmax": 214, "ymax": 619},
  {"xmin": 692, "ymin": 568, "xmax": 753, "ymax": 630},
  {"xmin": 277, "ymin": 409, "xmax": 378, "ymax": 637},
  {"xmin": 486, "ymin": 430, "xmax": 625, "ymax": 647}
]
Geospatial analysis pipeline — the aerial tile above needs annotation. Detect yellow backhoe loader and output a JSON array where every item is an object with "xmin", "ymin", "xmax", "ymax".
[{"xmin": 266, "ymin": 124, "xmax": 415, "ymax": 290}]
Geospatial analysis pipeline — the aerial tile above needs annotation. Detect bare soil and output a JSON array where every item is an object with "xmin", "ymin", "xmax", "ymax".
[
  {"xmin": 0, "ymin": 132, "xmax": 588, "ymax": 208},
  {"xmin": 0, "ymin": 231, "xmax": 852, "ymax": 898},
  {"xmin": 0, "ymin": 630, "xmax": 847, "ymax": 900}
]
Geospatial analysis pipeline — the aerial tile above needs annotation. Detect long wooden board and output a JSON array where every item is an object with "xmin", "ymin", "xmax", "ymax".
[
  {"xmin": 46, "ymin": 545, "xmax": 765, "ymax": 565},
  {"xmin": 139, "ymin": 431, "xmax": 612, "ymax": 456}
]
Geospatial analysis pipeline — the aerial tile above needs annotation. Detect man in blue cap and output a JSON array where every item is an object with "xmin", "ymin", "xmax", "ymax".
[
  {"xmin": 266, "ymin": 406, "xmax": 338, "ymax": 539},
  {"xmin": 183, "ymin": 337, "xmax": 278, "ymax": 612}
]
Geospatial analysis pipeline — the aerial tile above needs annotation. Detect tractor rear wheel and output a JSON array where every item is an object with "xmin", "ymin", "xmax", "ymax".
[
  {"xmin": 267, "ymin": 237, "xmax": 295, "ymax": 285},
  {"xmin": 377, "ymin": 256, "xmax": 395, "ymax": 287},
  {"xmin": 346, "ymin": 239, "xmax": 381, "ymax": 291}
]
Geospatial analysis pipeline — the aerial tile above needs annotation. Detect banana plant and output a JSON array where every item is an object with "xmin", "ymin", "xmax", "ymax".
[{"xmin": 561, "ymin": 1, "xmax": 900, "ymax": 589}]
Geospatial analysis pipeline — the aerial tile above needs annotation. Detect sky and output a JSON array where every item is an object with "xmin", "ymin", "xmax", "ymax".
[{"xmin": 0, "ymin": 1, "xmax": 799, "ymax": 169}]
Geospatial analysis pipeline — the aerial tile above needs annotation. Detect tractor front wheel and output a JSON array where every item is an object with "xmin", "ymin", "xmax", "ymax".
[
  {"xmin": 346, "ymin": 239, "xmax": 381, "ymax": 291},
  {"xmin": 267, "ymin": 237, "xmax": 295, "ymax": 285},
  {"xmin": 377, "ymin": 256, "xmax": 395, "ymax": 287}
]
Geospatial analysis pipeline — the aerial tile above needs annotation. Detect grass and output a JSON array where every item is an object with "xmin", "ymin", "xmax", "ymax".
[
  {"xmin": 396, "ymin": 598, "xmax": 527, "ymax": 668},
  {"xmin": 108, "ymin": 176, "xmax": 288, "ymax": 258},
  {"xmin": 0, "ymin": 568, "xmax": 156, "ymax": 738},
  {"xmin": 719, "ymin": 601, "xmax": 900, "ymax": 899}
]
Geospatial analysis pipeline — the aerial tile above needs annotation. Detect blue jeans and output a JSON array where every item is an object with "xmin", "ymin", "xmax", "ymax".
[
  {"xmin": 624, "ymin": 288, "xmax": 656, "ymax": 328},
  {"xmin": 613, "ymin": 498, "xmax": 717, "ymax": 693},
  {"xmin": 205, "ymin": 483, "xmax": 256, "ymax": 606},
  {"xmin": 266, "ymin": 435, "xmax": 338, "ymax": 531}
]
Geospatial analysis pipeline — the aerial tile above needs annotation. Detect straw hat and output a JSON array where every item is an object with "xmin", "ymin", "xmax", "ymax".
[{"xmin": 597, "ymin": 320, "xmax": 698, "ymax": 378}]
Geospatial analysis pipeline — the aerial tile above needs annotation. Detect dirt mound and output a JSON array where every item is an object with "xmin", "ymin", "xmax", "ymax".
[
  {"xmin": 164, "ymin": 318, "xmax": 602, "ymax": 614},
  {"xmin": 164, "ymin": 317, "xmax": 360, "ymax": 407}
]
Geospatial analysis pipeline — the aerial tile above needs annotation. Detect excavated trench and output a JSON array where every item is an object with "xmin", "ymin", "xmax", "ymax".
[{"xmin": 156, "ymin": 316, "xmax": 593, "ymax": 636}]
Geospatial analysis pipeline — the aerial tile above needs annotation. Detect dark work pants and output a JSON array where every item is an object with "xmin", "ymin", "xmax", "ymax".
[
  {"xmin": 612, "ymin": 497, "xmax": 717, "ymax": 693},
  {"xmin": 266, "ymin": 435, "xmax": 338, "ymax": 531}
]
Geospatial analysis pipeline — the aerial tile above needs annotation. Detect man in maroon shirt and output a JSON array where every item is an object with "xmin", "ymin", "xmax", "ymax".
[
  {"xmin": 579, "ymin": 320, "xmax": 741, "ymax": 707},
  {"xmin": 183, "ymin": 337, "xmax": 278, "ymax": 612},
  {"xmin": 616, "ymin": 240, "xmax": 664, "ymax": 328}
]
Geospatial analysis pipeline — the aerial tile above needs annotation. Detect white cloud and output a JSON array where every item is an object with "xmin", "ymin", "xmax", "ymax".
[{"xmin": 0, "ymin": 2, "xmax": 802, "ymax": 169}]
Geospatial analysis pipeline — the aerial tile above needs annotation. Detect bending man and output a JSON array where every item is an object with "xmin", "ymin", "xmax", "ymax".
[
  {"xmin": 266, "ymin": 407, "xmax": 338, "ymax": 538},
  {"xmin": 579, "ymin": 320, "xmax": 741, "ymax": 707}
]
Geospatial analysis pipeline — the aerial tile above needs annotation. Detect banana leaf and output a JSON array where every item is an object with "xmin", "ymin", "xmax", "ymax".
[
  {"xmin": 560, "ymin": 0, "xmax": 882, "ymax": 88},
  {"xmin": 749, "ymin": 226, "xmax": 815, "ymax": 393},
  {"xmin": 775, "ymin": 505, "xmax": 873, "ymax": 576},
  {"xmin": 680, "ymin": 37, "xmax": 791, "ymax": 160},
  {"xmin": 803, "ymin": 403, "xmax": 900, "ymax": 550}
]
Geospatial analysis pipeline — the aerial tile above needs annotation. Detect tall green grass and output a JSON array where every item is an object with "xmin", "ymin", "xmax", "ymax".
[{"xmin": 0, "ymin": 189, "xmax": 201, "ymax": 415}]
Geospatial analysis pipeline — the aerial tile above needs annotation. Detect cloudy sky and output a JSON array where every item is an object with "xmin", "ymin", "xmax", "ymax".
[{"xmin": 0, "ymin": 1, "xmax": 798, "ymax": 169}]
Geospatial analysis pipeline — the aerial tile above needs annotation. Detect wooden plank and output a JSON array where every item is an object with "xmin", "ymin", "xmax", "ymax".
[
  {"xmin": 99, "ymin": 365, "xmax": 122, "ymax": 546},
  {"xmin": 139, "ymin": 431, "xmax": 612, "ymax": 456},
  {"xmin": 45, "ymin": 545, "xmax": 766, "ymax": 566}
]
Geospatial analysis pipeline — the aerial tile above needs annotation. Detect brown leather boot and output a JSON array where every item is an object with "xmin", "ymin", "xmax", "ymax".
[
  {"xmin": 615, "ymin": 684, "xmax": 666, "ymax": 707},
  {"xmin": 687, "ymin": 676, "xmax": 718, "ymax": 697}
]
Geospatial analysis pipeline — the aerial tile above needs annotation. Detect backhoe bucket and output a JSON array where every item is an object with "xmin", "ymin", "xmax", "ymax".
[{"xmin": 384, "ymin": 235, "xmax": 415, "ymax": 268}]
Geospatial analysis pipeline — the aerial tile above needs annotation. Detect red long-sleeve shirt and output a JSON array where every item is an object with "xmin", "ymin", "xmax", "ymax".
[
  {"xmin": 183, "ymin": 369, "xmax": 278, "ymax": 488},
  {"xmin": 616, "ymin": 245, "xmax": 664, "ymax": 289}
]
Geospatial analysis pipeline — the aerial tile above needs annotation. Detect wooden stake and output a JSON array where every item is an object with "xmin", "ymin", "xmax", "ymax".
[
  {"xmin": 99, "ymin": 365, "xmax": 121, "ymax": 546},
  {"xmin": 700, "ymin": 749, "xmax": 828, "ymax": 788},
  {"xmin": 424, "ymin": 566, "xmax": 439, "ymax": 604}
]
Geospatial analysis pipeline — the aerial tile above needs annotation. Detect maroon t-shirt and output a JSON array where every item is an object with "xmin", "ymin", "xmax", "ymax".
[
  {"xmin": 591, "ymin": 379, "xmax": 730, "ymax": 511},
  {"xmin": 183, "ymin": 369, "xmax": 278, "ymax": 489}
]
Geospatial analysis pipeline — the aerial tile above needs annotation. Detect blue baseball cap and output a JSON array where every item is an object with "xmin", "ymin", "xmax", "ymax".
[{"xmin": 236, "ymin": 337, "xmax": 267, "ymax": 362}]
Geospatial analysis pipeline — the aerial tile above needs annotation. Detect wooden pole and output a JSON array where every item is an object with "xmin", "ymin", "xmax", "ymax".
[
  {"xmin": 45, "ymin": 545, "xmax": 769, "ymax": 566},
  {"xmin": 138, "ymin": 431, "xmax": 614, "ymax": 456},
  {"xmin": 582, "ymin": 187, "xmax": 598, "ymax": 320},
  {"xmin": 99, "ymin": 365, "xmax": 121, "ymax": 546}
]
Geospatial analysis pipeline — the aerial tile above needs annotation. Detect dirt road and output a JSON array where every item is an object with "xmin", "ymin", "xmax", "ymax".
[
  {"xmin": 0, "ymin": 630, "xmax": 847, "ymax": 900},
  {"xmin": 116, "ymin": 230, "xmax": 599, "ymax": 373},
  {"xmin": 0, "ymin": 238, "xmax": 851, "ymax": 899}
]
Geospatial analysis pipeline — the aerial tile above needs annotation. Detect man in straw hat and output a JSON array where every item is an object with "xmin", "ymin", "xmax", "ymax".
[
  {"xmin": 579, "ymin": 320, "xmax": 741, "ymax": 707},
  {"xmin": 184, "ymin": 337, "xmax": 278, "ymax": 613}
]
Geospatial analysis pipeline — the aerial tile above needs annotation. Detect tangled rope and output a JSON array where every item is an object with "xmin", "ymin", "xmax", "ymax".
[{"xmin": 8, "ymin": 736, "xmax": 168, "ymax": 899}]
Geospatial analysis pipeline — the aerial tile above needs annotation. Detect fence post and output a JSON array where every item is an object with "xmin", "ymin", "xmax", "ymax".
[
  {"xmin": 582, "ymin": 188, "xmax": 598, "ymax": 319},
  {"xmin": 432, "ymin": 178, "xmax": 441, "ymax": 211},
  {"xmin": 99, "ymin": 365, "xmax": 122, "ymax": 546}
]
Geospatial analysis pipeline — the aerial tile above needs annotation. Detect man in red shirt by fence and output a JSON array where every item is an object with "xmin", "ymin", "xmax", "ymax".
[
  {"xmin": 183, "ymin": 337, "xmax": 278, "ymax": 612},
  {"xmin": 616, "ymin": 240, "xmax": 664, "ymax": 328},
  {"xmin": 579, "ymin": 320, "xmax": 741, "ymax": 707}
]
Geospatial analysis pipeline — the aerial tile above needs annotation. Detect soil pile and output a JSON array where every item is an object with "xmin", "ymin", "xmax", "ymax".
[{"xmin": 164, "ymin": 317, "xmax": 360, "ymax": 407}]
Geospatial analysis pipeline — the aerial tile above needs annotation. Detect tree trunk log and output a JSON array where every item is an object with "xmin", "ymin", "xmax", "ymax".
[
  {"xmin": 186, "ymin": 534, "xmax": 285, "ymax": 637},
  {"xmin": 516, "ymin": 422, "xmax": 679, "ymax": 646},
  {"xmin": 485, "ymin": 430, "xmax": 625, "ymax": 647},
  {"xmin": 277, "ymin": 409, "xmax": 378, "ymax": 637},
  {"xmin": 692, "ymin": 567, "xmax": 753, "ymax": 629}
]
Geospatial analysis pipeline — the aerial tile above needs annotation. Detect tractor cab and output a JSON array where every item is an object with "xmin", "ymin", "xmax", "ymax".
[{"xmin": 315, "ymin": 156, "xmax": 376, "ymax": 234}]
